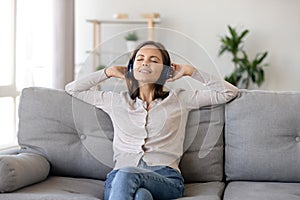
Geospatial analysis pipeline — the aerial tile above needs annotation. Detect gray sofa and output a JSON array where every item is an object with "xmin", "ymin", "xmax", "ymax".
[{"xmin": 0, "ymin": 87, "xmax": 299, "ymax": 200}]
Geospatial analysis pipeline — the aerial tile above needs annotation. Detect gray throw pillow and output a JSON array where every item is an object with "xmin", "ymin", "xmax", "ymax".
[{"xmin": 0, "ymin": 153, "xmax": 50, "ymax": 193}]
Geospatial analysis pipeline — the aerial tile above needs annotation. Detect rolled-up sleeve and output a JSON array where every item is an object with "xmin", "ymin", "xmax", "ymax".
[
  {"xmin": 65, "ymin": 69, "xmax": 114, "ymax": 109},
  {"xmin": 178, "ymin": 69, "xmax": 238, "ymax": 109}
]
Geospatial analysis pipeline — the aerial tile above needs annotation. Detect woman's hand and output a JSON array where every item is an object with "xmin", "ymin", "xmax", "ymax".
[
  {"xmin": 105, "ymin": 66, "xmax": 127, "ymax": 79},
  {"xmin": 167, "ymin": 63, "xmax": 196, "ymax": 82}
]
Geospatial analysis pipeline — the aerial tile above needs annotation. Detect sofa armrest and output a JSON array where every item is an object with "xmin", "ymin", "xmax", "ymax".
[
  {"xmin": 0, "ymin": 153, "xmax": 50, "ymax": 193},
  {"xmin": 0, "ymin": 146, "xmax": 20, "ymax": 155}
]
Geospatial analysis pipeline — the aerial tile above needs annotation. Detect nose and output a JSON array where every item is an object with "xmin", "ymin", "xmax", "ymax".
[{"xmin": 142, "ymin": 62, "xmax": 150, "ymax": 67}]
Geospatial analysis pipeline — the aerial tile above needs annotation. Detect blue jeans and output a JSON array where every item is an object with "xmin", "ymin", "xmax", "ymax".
[{"xmin": 104, "ymin": 160, "xmax": 184, "ymax": 200}]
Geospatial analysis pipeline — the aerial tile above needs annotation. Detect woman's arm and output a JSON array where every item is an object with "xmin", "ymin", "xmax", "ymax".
[
  {"xmin": 65, "ymin": 66, "xmax": 126, "ymax": 107},
  {"xmin": 65, "ymin": 69, "xmax": 108, "ymax": 93},
  {"xmin": 168, "ymin": 63, "xmax": 238, "ymax": 109},
  {"xmin": 65, "ymin": 69, "xmax": 111, "ymax": 107}
]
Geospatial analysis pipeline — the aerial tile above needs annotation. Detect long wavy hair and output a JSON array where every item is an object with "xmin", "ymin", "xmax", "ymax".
[{"xmin": 125, "ymin": 41, "xmax": 171, "ymax": 100}]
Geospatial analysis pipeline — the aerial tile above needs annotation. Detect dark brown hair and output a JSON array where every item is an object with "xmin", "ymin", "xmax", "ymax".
[{"xmin": 125, "ymin": 41, "xmax": 171, "ymax": 100}]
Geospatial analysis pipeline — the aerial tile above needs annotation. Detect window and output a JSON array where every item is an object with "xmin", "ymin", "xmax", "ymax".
[
  {"xmin": 0, "ymin": 0, "xmax": 53, "ymax": 149},
  {"xmin": 0, "ymin": 1, "xmax": 14, "ymax": 86},
  {"xmin": 0, "ymin": 0, "xmax": 17, "ymax": 149},
  {"xmin": 16, "ymin": 0, "xmax": 53, "ymax": 90},
  {"xmin": 0, "ymin": 97, "xmax": 17, "ymax": 147}
]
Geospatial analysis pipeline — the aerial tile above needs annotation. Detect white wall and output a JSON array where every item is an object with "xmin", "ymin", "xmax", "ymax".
[{"xmin": 75, "ymin": 0, "xmax": 300, "ymax": 91}]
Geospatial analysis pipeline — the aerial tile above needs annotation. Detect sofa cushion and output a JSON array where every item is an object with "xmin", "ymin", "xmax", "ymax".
[
  {"xmin": 18, "ymin": 87, "xmax": 114, "ymax": 180},
  {"xmin": 0, "ymin": 153, "xmax": 50, "ymax": 193},
  {"xmin": 0, "ymin": 176, "xmax": 224, "ymax": 200},
  {"xmin": 0, "ymin": 176, "xmax": 104, "ymax": 200},
  {"xmin": 225, "ymin": 90, "xmax": 300, "ymax": 182},
  {"xmin": 0, "ymin": 147, "xmax": 20, "ymax": 155},
  {"xmin": 18, "ymin": 87, "xmax": 225, "ymax": 182},
  {"xmin": 180, "ymin": 105, "xmax": 225, "ymax": 182},
  {"xmin": 223, "ymin": 181, "xmax": 300, "ymax": 200},
  {"xmin": 179, "ymin": 182, "xmax": 225, "ymax": 200}
]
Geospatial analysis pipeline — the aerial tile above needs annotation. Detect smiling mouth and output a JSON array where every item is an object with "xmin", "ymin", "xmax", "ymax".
[{"xmin": 139, "ymin": 68, "xmax": 152, "ymax": 74}]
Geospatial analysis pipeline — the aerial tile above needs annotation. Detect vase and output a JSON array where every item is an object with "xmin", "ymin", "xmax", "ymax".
[{"xmin": 126, "ymin": 41, "xmax": 137, "ymax": 52}]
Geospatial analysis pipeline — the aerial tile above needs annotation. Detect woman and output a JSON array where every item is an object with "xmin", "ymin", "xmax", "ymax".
[{"xmin": 65, "ymin": 41, "xmax": 238, "ymax": 200}]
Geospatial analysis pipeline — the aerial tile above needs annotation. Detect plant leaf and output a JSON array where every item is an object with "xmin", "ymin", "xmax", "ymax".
[
  {"xmin": 255, "ymin": 52, "xmax": 268, "ymax": 65},
  {"xmin": 238, "ymin": 29, "xmax": 249, "ymax": 42}
]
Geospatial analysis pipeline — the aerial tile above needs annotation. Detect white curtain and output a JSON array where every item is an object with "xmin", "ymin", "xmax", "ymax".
[{"xmin": 52, "ymin": 0, "xmax": 74, "ymax": 89}]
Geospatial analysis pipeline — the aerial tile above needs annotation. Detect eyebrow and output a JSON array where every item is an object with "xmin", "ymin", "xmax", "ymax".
[{"xmin": 136, "ymin": 54, "xmax": 161, "ymax": 60}]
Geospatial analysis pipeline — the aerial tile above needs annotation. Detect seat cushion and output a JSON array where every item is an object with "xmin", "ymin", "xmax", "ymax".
[
  {"xmin": 0, "ymin": 176, "xmax": 224, "ymax": 200},
  {"xmin": 223, "ymin": 181, "xmax": 300, "ymax": 200},
  {"xmin": 0, "ymin": 176, "xmax": 104, "ymax": 200},
  {"xmin": 179, "ymin": 182, "xmax": 225, "ymax": 200}
]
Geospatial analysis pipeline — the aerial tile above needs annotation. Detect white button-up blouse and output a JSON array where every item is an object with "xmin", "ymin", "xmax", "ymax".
[{"xmin": 65, "ymin": 69, "xmax": 238, "ymax": 172}]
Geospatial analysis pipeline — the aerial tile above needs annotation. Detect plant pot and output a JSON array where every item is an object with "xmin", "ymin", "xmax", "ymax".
[{"xmin": 126, "ymin": 41, "xmax": 138, "ymax": 52}]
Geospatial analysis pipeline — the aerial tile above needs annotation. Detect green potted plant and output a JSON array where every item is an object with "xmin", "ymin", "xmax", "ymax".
[
  {"xmin": 96, "ymin": 64, "xmax": 106, "ymax": 71},
  {"xmin": 125, "ymin": 31, "xmax": 139, "ymax": 52},
  {"xmin": 218, "ymin": 25, "xmax": 268, "ymax": 89}
]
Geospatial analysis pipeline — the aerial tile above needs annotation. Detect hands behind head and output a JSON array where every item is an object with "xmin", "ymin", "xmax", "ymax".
[
  {"xmin": 105, "ymin": 63, "xmax": 196, "ymax": 82},
  {"xmin": 166, "ymin": 63, "xmax": 196, "ymax": 82},
  {"xmin": 105, "ymin": 66, "xmax": 127, "ymax": 79}
]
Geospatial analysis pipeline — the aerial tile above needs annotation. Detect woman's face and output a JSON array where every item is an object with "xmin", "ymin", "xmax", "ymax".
[{"xmin": 133, "ymin": 45, "xmax": 164, "ymax": 84}]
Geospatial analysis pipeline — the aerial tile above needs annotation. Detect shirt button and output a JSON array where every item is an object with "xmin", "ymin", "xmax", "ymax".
[
  {"xmin": 296, "ymin": 137, "xmax": 300, "ymax": 142},
  {"xmin": 80, "ymin": 134, "xmax": 87, "ymax": 140}
]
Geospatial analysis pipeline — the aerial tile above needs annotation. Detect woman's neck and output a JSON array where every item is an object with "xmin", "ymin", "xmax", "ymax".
[{"xmin": 139, "ymin": 83, "xmax": 155, "ymax": 108}]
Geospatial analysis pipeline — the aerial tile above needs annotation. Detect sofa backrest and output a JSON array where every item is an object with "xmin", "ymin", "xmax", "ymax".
[
  {"xmin": 225, "ymin": 90, "xmax": 300, "ymax": 182},
  {"xmin": 180, "ymin": 104, "xmax": 224, "ymax": 183},
  {"xmin": 18, "ymin": 87, "xmax": 225, "ymax": 182},
  {"xmin": 18, "ymin": 87, "xmax": 114, "ymax": 180}
]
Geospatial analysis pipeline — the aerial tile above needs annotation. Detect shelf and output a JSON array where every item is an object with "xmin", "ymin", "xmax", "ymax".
[
  {"xmin": 86, "ymin": 18, "xmax": 161, "ymax": 25},
  {"xmin": 86, "ymin": 17, "xmax": 161, "ymax": 71}
]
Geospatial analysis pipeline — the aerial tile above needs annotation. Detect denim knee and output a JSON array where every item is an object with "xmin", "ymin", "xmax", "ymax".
[
  {"xmin": 113, "ymin": 167, "xmax": 142, "ymax": 185},
  {"xmin": 134, "ymin": 188, "xmax": 153, "ymax": 200}
]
